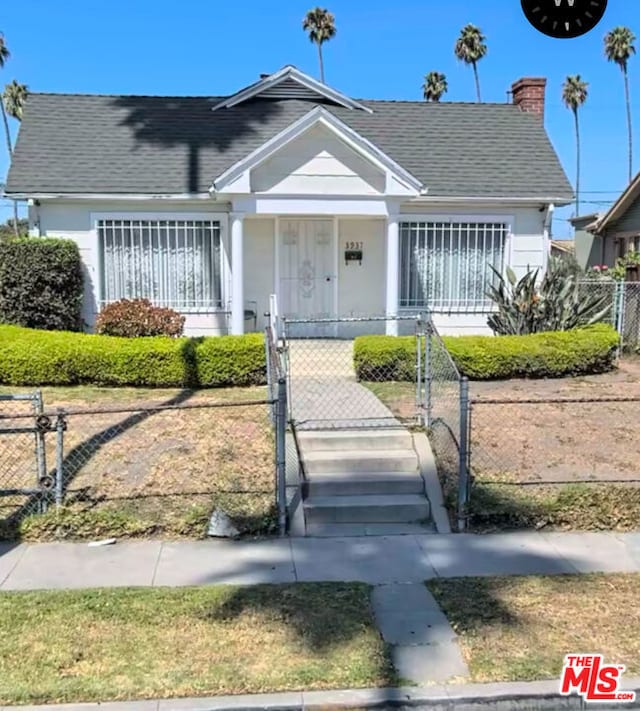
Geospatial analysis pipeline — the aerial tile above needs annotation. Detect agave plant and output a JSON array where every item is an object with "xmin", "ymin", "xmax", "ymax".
[{"xmin": 487, "ymin": 257, "xmax": 612, "ymax": 335}]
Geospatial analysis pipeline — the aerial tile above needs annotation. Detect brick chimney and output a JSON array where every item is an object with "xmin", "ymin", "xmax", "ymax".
[{"xmin": 511, "ymin": 77, "xmax": 547, "ymax": 121}]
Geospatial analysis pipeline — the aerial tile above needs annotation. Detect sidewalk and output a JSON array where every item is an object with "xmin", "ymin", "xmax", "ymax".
[{"xmin": 1, "ymin": 530, "xmax": 639, "ymax": 590}]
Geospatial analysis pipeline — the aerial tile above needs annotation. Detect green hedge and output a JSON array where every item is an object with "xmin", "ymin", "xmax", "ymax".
[
  {"xmin": 353, "ymin": 324, "xmax": 619, "ymax": 381},
  {"xmin": 0, "ymin": 238, "xmax": 83, "ymax": 331},
  {"xmin": 0, "ymin": 326, "xmax": 266, "ymax": 387}
]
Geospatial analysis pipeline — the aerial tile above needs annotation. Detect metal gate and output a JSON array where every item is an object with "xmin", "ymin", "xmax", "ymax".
[
  {"xmin": 0, "ymin": 392, "xmax": 58, "ymax": 523},
  {"xmin": 282, "ymin": 315, "xmax": 431, "ymax": 430}
]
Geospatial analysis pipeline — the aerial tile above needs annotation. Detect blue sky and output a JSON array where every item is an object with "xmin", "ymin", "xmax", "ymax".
[{"xmin": 1, "ymin": 0, "xmax": 639, "ymax": 236}]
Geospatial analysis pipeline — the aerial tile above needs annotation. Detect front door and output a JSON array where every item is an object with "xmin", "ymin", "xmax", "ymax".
[{"xmin": 279, "ymin": 219, "xmax": 336, "ymax": 324}]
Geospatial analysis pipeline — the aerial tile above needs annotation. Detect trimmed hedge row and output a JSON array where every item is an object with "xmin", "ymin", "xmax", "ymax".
[
  {"xmin": 0, "ymin": 326, "xmax": 266, "ymax": 387},
  {"xmin": 353, "ymin": 324, "xmax": 620, "ymax": 381}
]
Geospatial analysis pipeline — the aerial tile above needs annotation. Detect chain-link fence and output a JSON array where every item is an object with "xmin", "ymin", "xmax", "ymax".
[
  {"xmin": 0, "ymin": 392, "xmax": 50, "ymax": 525},
  {"xmin": 283, "ymin": 315, "xmax": 426, "ymax": 430},
  {"xmin": 464, "ymin": 394, "xmax": 640, "ymax": 529},
  {"xmin": 423, "ymin": 323, "xmax": 467, "ymax": 530},
  {"xmin": 578, "ymin": 280, "xmax": 640, "ymax": 351},
  {"xmin": 0, "ymin": 392, "xmax": 282, "ymax": 539}
]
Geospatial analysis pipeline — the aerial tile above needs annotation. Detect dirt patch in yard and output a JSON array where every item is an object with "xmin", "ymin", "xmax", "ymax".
[
  {"xmin": 470, "ymin": 358, "xmax": 640, "ymax": 485},
  {"xmin": 365, "ymin": 358, "xmax": 640, "ymax": 531},
  {"xmin": 0, "ymin": 386, "xmax": 275, "ymax": 541}
]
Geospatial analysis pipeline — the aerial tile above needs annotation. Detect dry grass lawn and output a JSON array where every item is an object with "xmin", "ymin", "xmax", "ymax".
[
  {"xmin": 0, "ymin": 386, "xmax": 275, "ymax": 540},
  {"xmin": 366, "ymin": 359, "xmax": 640, "ymax": 531},
  {"xmin": 0, "ymin": 583, "xmax": 394, "ymax": 705},
  {"xmin": 428, "ymin": 573, "xmax": 640, "ymax": 683}
]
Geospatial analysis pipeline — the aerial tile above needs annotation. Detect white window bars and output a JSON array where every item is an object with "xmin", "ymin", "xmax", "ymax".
[
  {"xmin": 98, "ymin": 218, "xmax": 222, "ymax": 311},
  {"xmin": 400, "ymin": 221, "xmax": 508, "ymax": 312}
]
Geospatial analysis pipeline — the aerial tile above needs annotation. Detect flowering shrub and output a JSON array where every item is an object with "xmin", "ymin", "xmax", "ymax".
[{"xmin": 96, "ymin": 299, "xmax": 185, "ymax": 338}]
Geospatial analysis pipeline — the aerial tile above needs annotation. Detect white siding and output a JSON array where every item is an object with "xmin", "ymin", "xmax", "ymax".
[
  {"xmin": 251, "ymin": 124, "xmax": 385, "ymax": 195},
  {"xmin": 33, "ymin": 199, "xmax": 231, "ymax": 336},
  {"xmin": 244, "ymin": 218, "xmax": 275, "ymax": 332},
  {"xmin": 337, "ymin": 218, "xmax": 385, "ymax": 317}
]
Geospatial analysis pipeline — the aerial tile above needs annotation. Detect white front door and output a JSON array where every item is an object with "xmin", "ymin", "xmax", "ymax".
[{"xmin": 279, "ymin": 218, "xmax": 336, "ymax": 321}]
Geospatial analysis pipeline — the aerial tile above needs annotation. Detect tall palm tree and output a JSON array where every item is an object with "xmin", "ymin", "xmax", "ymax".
[
  {"xmin": 302, "ymin": 8, "xmax": 336, "ymax": 84},
  {"xmin": 562, "ymin": 75, "xmax": 589, "ymax": 215},
  {"xmin": 4, "ymin": 80, "xmax": 28, "ymax": 121},
  {"xmin": 604, "ymin": 26, "xmax": 636, "ymax": 183},
  {"xmin": 454, "ymin": 24, "xmax": 487, "ymax": 102},
  {"xmin": 0, "ymin": 33, "xmax": 18, "ymax": 238},
  {"xmin": 423, "ymin": 71, "xmax": 448, "ymax": 102}
]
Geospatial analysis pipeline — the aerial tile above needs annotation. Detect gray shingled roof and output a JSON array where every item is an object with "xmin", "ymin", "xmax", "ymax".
[{"xmin": 6, "ymin": 93, "xmax": 573, "ymax": 200}]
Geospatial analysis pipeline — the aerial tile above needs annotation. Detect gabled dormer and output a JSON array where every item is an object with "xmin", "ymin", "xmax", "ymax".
[{"xmin": 211, "ymin": 65, "xmax": 373, "ymax": 113}]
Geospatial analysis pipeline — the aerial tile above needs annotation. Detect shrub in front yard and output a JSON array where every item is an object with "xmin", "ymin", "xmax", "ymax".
[
  {"xmin": 0, "ymin": 237, "xmax": 83, "ymax": 331},
  {"xmin": 353, "ymin": 324, "xmax": 619, "ymax": 381},
  {"xmin": 444, "ymin": 324, "xmax": 619, "ymax": 379},
  {"xmin": 0, "ymin": 325, "xmax": 266, "ymax": 387},
  {"xmin": 96, "ymin": 299, "xmax": 185, "ymax": 337},
  {"xmin": 196, "ymin": 333, "xmax": 267, "ymax": 386}
]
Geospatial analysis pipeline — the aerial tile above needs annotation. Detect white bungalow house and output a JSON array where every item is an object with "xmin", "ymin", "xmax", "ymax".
[{"xmin": 5, "ymin": 67, "xmax": 573, "ymax": 336}]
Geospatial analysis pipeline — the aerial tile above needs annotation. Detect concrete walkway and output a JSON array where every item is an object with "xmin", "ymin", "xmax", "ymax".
[
  {"xmin": 288, "ymin": 340, "xmax": 400, "ymax": 429},
  {"xmin": 1, "ymin": 531, "xmax": 639, "ymax": 591}
]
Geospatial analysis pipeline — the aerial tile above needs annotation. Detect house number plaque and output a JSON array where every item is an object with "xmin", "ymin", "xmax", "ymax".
[{"xmin": 345, "ymin": 241, "xmax": 363, "ymax": 266}]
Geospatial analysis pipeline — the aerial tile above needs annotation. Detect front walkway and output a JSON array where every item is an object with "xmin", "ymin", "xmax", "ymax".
[
  {"xmin": 2, "ymin": 531, "xmax": 639, "ymax": 590},
  {"xmin": 288, "ymin": 340, "xmax": 400, "ymax": 429}
]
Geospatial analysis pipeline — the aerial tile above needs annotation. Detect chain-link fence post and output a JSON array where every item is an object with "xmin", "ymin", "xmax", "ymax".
[
  {"xmin": 33, "ymin": 390, "xmax": 47, "ymax": 513},
  {"xmin": 264, "ymin": 323, "xmax": 275, "ymax": 424},
  {"xmin": 424, "ymin": 320, "xmax": 433, "ymax": 429},
  {"xmin": 276, "ymin": 377, "xmax": 287, "ymax": 536},
  {"xmin": 616, "ymin": 281, "xmax": 626, "ymax": 353},
  {"xmin": 54, "ymin": 410, "xmax": 66, "ymax": 509},
  {"xmin": 457, "ymin": 377, "xmax": 470, "ymax": 532},
  {"xmin": 415, "ymin": 321, "xmax": 422, "ymax": 425}
]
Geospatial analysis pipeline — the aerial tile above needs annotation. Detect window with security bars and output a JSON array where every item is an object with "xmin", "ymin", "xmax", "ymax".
[
  {"xmin": 98, "ymin": 219, "xmax": 222, "ymax": 311},
  {"xmin": 400, "ymin": 221, "xmax": 508, "ymax": 311}
]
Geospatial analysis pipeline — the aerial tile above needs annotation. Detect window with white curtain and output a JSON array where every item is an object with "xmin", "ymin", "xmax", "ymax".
[
  {"xmin": 399, "ymin": 221, "xmax": 508, "ymax": 311},
  {"xmin": 98, "ymin": 219, "xmax": 222, "ymax": 311}
]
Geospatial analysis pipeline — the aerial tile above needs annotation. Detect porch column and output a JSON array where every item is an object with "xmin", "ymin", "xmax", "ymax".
[
  {"xmin": 230, "ymin": 212, "xmax": 245, "ymax": 335},
  {"xmin": 385, "ymin": 215, "xmax": 400, "ymax": 336}
]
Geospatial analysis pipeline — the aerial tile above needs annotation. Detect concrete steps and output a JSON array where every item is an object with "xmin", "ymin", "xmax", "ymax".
[
  {"xmin": 306, "ymin": 522, "xmax": 437, "ymax": 537},
  {"xmin": 304, "ymin": 472, "xmax": 425, "ymax": 497},
  {"xmin": 297, "ymin": 428, "xmax": 432, "ymax": 535},
  {"xmin": 305, "ymin": 494, "xmax": 430, "ymax": 525}
]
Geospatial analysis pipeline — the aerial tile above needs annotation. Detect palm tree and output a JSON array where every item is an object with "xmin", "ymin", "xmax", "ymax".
[
  {"xmin": 0, "ymin": 33, "xmax": 18, "ymax": 238},
  {"xmin": 562, "ymin": 75, "xmax": 589, "ymax": 215},
  {"xmin": 4, "ymin": 80, "xmax": 27, "ymax": 121},
  {"xmin": 604, "ymin": 26, "xmax": 636, "ymax": 183},
  {"xmin": 302, "ymin": 7, "xmax": 336, "ymax": 84},
  {"xmin": 423, "ymin": 72, "xmax": 448, "ymax": 102},
  {"xmin": 454, "ymin": 24, "xmax": 487, "ymax": 102}
]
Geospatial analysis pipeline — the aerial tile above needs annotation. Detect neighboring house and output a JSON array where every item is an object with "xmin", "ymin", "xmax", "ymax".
[
  {"xmin": 5, "ymin": 66, "xmax": 573, "ymax": 336},
  {"xmin": 551, "ymin": 239, "xmax": 575, "ymax": 259},
  {"xmin": 573, "ymin": 172, "xmax": 640, "ymax": 271}
]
